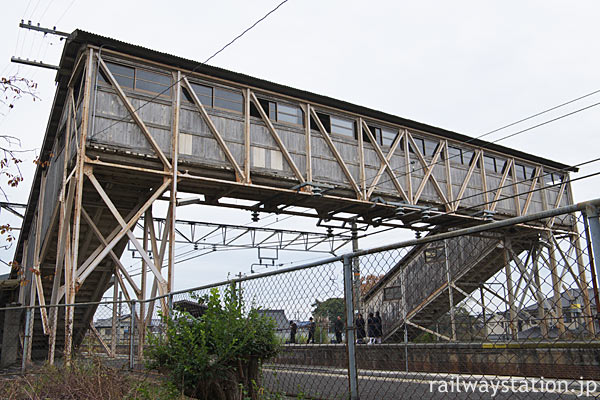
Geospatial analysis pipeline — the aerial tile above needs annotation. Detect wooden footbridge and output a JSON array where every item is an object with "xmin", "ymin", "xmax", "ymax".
[{"xmin": 0, "ymin": 30, "xmax": 583, "ymax": 364}]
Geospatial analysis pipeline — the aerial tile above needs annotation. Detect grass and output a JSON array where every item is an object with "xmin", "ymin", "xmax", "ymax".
[{"xmin": 0, "ymin": 358, "xmax": 186, "ymax": 400}]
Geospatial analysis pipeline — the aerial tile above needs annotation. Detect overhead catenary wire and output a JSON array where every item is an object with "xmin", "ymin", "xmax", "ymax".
[
  {"xmin": 134, "ymin": 153, "xmax": 600, "ymax": 271},
  {"xmin": 139, "ymin": 169, "xmax": 600, "ymax": 279},
  {"xmin": 126, "ymin": 168, "xmax": 600, "ymax": 281},
  {"xmin": 90, "ymin": 95, "xmax": 600, "ymax": 279}
]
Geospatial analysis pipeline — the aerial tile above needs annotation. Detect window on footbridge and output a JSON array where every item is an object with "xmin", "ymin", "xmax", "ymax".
[
  {"xmin": 515, "ymin": 163, "xmax": 535, "ymax": 181},
  {"xmin": 484, "ymin": 155, "xmax": 508, "ymax": 175},
  {"xmin": 544, "ymin": 172, "xmax": 564, "ymax": 187},
  {"xmin": 214, "ymin": 87, "xmax": 243, "ymax": 113},
  {"xmin": 99, "ymin": 62, "xmax": 172, "ymax": 97},
  {"xmin": 183, "ymin": 81, "xmax": 244, "ymax": 113},
  {"xmin": 330, "ymin": 115, "xmax": 355, "ymax": 138},
  {"xmin": 383, "ymin": 286, "xmax": 402, "ymax": 301},
  {"xmin": 447, "ymin": 146, "xmax": 463, "ymax": 164},
  {"xmin": 250, "ymin": 98, "xmax": 304, "ymax": 126},
  {"xmin": 362, "ymin": 125, "xmax": 398, "ymax": 147}
]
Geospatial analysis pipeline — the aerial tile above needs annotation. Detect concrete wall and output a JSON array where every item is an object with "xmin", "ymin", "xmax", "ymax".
[{"xmin": 273, "ymin": 342, "xmax": 600, "ymax": 380}]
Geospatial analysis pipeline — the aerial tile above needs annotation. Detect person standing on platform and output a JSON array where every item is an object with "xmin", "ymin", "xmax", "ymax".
[
  {"xmin": 367, "ymin": 312, "xmax": 376, "ymax": 344},
  {"xmin": 307, "ymin": 317, "xmax": 316, "ymax": 344},
  {"xmin": 374, "ymin": 311, "xmax": 383, "ymax": 344},
  {"xmin": 334, "ymin": 315, "xmax": 344, "ymax": 343},
  {"xmin": 356, "ymin": 313, "xmax": 366, "ymax": 343},
  {"xmin": 289, "ymin": 321, "xmax": 297, "ymax": 344}
]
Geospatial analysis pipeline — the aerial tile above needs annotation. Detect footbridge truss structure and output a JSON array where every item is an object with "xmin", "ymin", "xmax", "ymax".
[{"xmin": 0, "ymin": 30, "xmax": 582, "ymax": 363}]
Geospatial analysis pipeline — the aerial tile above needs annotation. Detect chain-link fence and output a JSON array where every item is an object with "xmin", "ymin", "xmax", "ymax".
[{"xmin": 2, "ymin": 204, "xmax": 600, "ymax": 399}]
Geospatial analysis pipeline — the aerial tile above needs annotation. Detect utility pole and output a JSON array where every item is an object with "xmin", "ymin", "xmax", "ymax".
[{"xmin": 11, "ymin": 21, "xmax": 69, "ymax": 71}]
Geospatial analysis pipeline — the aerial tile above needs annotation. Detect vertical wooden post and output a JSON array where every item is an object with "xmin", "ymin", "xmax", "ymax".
[
  {"xmin": 18, "ymin": 239, "xmax": 29, "ymax": 308},
  {"xmin": 138, "ymin": 209, "xmax": 149, "ymax": 359},
  {"xmin": 503, "ymin": 242, "xmax": 518, "ymax": 339},
  {"xmin": 65, "ymin": 48, "xmax": 94, "ymax": 364},
  {"xmin": 404, "ymin": 130, "xmax": 412, "ymax": 204},
  {"xmin": 479, "ymin": 151, "xmax": 488, "ymax": 209},
  {"xmin": 357, "ymin": 117, "xmax": 366, "ymax": 200},
  {"xmin": 351, "ymin": 223, "xmax": 361, "ymax": 315},
  {"xmin": 444, "ymin": 240, "xmax": 457, "ymax": 341},
  {"xmin": 511, "ymin": 159, "xmax": 521, "ymax": 217},
  {"xmin": 532, "ymin": 246, "xmax": 549, "ymax": 338},
  {"xmin": 304, "ymin": 104, "xmax": 312, "ymax": 184},
  {"xmin": 567, "ymin": 186, "xmax": 595, "ymax": 334},
  {"xmin": 444, "ymin": 141, "xmax": 453, "ymax": 204},
  {"xmin": 547, "ymin": 233, "xmax": 566, "ymax": 335},
  {"xmin": 48, "ymin": 87, "xmax": 73, "ymax": 365},
  {"xmin": 572, "ymin": 231, "xmax": 595, "ymax": 334},
  {"xmin": 168, "ymin": 71, "xmax": 181, "ymax": 295},
  {"xmin": 26, "ymin": 243, "xmax": 36, "ymax": 363},
  {"xmin": 26, "ymin": 173, "xmax": 47, "ymax": 362},
  {"xmin": 243, "ymin": 88, "xmax": 251, "ymax": 184},
  {"xmin": 111, "ymin": 272, "xmax": 118, "ymax": 357},
  {"xmin": 479, "ymin": 285, "xmax": 487, "ymax": 338}
]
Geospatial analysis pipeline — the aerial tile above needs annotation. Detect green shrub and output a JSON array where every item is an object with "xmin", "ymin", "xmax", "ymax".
[{"xmin": 146, "ymin": 285, "xmax": 279, "ymax": 400}]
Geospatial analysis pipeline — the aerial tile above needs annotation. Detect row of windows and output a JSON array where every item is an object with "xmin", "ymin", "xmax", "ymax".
[
  {"xmin": 449, "ymin": 147, "xmax": 564, "ymax": 182},
  {"xmin": 183, "ymin": 82, "xmax": 244, "ymax": 113},
  {"xmin": 251, "ymin": 98, "xmax": 304, "ymax": 126},
  {"xmin": 99, "ymin": 61, "xmax": 562, "ymax": 182},
  {"xmin": 99, "ymin": 62, "xmax": 172, "ymax": 96}
]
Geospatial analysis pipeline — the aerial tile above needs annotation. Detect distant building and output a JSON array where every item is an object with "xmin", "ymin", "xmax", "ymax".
[
  {"xmin": 94, "ymin": 314, "xmax": 162, "ymax": 344},
  {"xmin": 257, "ymin": 309, "xmax": 289, "ymax": 338},
  {"xmin": 474, "ymin": 288, "xmax": 598, "ymax": 340}
]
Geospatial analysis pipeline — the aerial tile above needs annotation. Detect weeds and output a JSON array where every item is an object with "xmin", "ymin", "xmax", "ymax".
[{"xmin": 0, "ymin": 358, "xmax": 184, "ymax": 399}]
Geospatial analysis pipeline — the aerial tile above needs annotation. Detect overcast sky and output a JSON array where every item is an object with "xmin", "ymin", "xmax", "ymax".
[{"xmin": 1, "ymin": 0, "xmax": 599, "ymax": 291}]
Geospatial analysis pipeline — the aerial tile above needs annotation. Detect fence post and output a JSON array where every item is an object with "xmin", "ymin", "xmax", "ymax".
[
  {"xmin": 586, "ymin": 206, "xmax": 600, "ymax": 289},
  {"xmin": 343, "ymin": 254, "xmax": 359, "ymax": 400},
  {"xmin": 21, "ymin": 307, "xmax": 31, "ymax": 373},
  {"xmin": 129, "ymin": 299, "xmax": 136, "ymax": 370}
]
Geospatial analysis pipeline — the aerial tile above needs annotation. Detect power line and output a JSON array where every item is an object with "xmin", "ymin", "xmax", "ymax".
[
  {"xmin": 359, "ymin": 94, "xmax": 600, "ymax": 199},
  {"xmin": 126, "ymin": 164, "xmax": 600, "ymax": 285},
  {"xmin": 203, "ymin": 0, "xmax": 289, "ymax": 65},
  {"xmin": 28, "ymin": 0, "xmax": 43, "ymax": 21},
  {"xmin": 442, "ymin": 157, "xmax": 600, "ymax": 212},
  {"xmin": 91, "ymin": 0, "xmax": 291, "ymax": 141},
  {"xmin": 399, "ymin": 168, "xmax": 600, "ymax": 229},
  {"xmin": 253, "ymin": 97, "xmax": 600, "ymax": 230},
  {"xmin": 477, "ymin": 89, "xmax": 600, "ymax": 140},
  {"xmin": 55, "ymin": 0, "xmax": 76, "ymax": 26},
  {"xmin": 38, "ymin": 0, "xmax": 56, "ymax": 23}
]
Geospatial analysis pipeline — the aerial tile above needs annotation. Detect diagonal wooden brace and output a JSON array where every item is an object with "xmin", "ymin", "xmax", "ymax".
[
  {"xmin": 84, "ymin": 171, "xmax": 169, "ymax": 295},
  {"xmin": 81, "ymin": 207, "xmax": 142, "ymax": 297},
  {"xmin": 97, "ymin": 55, "xmax": 171, "ymax": 169},
  {"xmin": 73, "ymin": 177, "xmax": 171, "ymax": 294}
]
